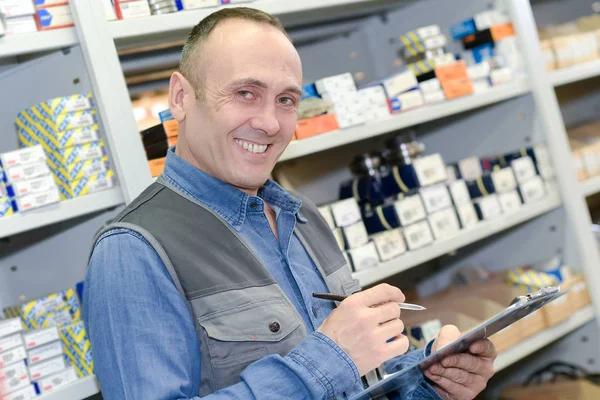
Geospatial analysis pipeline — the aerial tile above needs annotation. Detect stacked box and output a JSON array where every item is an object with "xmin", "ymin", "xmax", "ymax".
[
  {"xmin": 60, "ymin": 322, "xmax": 93, "ymax": 377},
  {"xmin": 114, "ymin": 0, "xmax": 151, "ymax": 20},
  {"xmin": 0, "ymin": 0, "xmax": 37, "ymax": 36},
  {"xmin": 15, "ymin": 93, "xmax": 117, "ymax": 200},
  {"xmin": 0, "ymin": 318, "xmax": 28, "ymax": 398},
  {"xmin": 34, "ymin": 2, "xmax": 73, "ymax": 31}
]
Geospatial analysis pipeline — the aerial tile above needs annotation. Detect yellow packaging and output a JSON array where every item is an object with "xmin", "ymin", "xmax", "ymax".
[
  {"xmin": 56, "ymin": 169, "xmax": 116, "ymax": 200},
  {"xmin": 17, "ymin": 124, "xmax": 101, "ymax": 150},
  {"xmin": 16, "ymin": 107, "xmax": 97, "ymax": 134},
  {"xmin": 29, "ymin": 93, "xmax": 94, "ymax": 119},
  {"xmin": 0, "ymin": 196, "xmax": 15, "ymax": 218},
  {"xmin": 60, "ymin": 322, "xmax": 93, "ymax": 378}
]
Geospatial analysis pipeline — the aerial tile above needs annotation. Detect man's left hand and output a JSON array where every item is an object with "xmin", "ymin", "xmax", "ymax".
[{"xmin": 424, "ymin": 325, "xmax": 496, "ymax": 400}]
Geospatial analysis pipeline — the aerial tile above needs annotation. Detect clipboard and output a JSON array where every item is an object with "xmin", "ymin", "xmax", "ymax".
[{"xmin": 350, "ymin": 286, "xmax": 568, "ymax": 400}]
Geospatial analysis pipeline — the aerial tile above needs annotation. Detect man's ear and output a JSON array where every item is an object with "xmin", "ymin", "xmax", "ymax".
[{"xmin": 169, "ymin": 72, "xmax": 194, "ymax": 123}]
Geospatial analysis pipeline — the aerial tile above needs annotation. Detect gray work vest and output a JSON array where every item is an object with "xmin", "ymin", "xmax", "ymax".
[{"xmin": 94, "ymin": 178, "xmax": 384, "ymax": 397}]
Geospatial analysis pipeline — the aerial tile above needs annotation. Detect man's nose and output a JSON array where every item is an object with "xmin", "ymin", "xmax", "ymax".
[{"xmin": 250, "ymin": 103, "xmax": 280, "ymax": 136}]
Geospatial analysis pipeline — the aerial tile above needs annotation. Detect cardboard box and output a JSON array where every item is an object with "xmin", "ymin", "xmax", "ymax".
[
  {"xmin": 419, "ymin": 78, "xmax": 441, "ymax": 93},
  {"xmin": 28, "ymin": 341, "xmax": 63, "ymax": 364},
  {"xmin": 490, "ymin": 67, "xmax": 514, "ymax": 85},
  {"xmin": 491, "ymin": 167, "xmax": 517, "ymax": 193},
  {"xmin": 540, "ymin": 39, "xmax": 556, "ymax": 71},
  {"xmin": 456, "ymin": 203, "xmax": 478, "ymax": 229},
  {"xmin": 5, "ymin": 15, "xmax": 37, "ymax": 35},
  {"xmin": 419, "ymin": 183, "xmax": 452, "ymax": 214},
  {"xmin": 37, "ymin": 366, "xmax": 78, "ymax": 394},
  {"xmin": 441, "ymin": 76, "xmax": 474, "ymax": 99},
  {"xmin": 13, "ymin": 175, "xmax": 56, "ymax": 197},
  {"xmin": 295, "ymin": 114, "xmax": 339, "ymax": 139},
  {"xmin": 3, "ymin": 385, "xmax": 37, "ymax": 400},
  {"xmin": 29, "ymin": 356, "xmax": 67, "ymax": 381},
  {"xmin": 389, "ymin": 90, "xmax": 424, "ymax": 113},
  {"xmin": 332, "ymin": 228, "xmax": 344, "ymax": 251},
  {"xmin": 56, "ymin": 169, "xmax": 116, "ymax": 200},
  {"xmin": 60, "ymin": 322, "xmax": 93, "ymax": 377},
  {"xmin": 0, "ymin": 333, "xmax": 22, "ymax": 353},
  {"xmin": 347, "ymin": 242, "xmax": 379, "ymax": 272},
  {"xmin": 34, "ymin": 0, "xmax": 69, "ymax": 8},
  {"xmin": 330, "ymin": 198, "xmax": 362, "ymax": 227},
  {"xmin": 448, "ymin": 180, "xmax": 471, "ymax": 206},
  {"xmin": 1, "ymin": 145, "xmax": 46, "ymax": 169},
  {"xmin": 0, "ymin": 318, "xmax": 24, "ymax": 338},
  {"xmin": 0, "ymin": 346, "xmax": 26, "ymax": 368},
  {"xmin": 341, "ymin": 221, "xmax": 369, "ymax": 249},
  {"xmin": 403, "ymin": 220, "xmax": 434, "ymax": 251},
  {"xmin": 0, "ymin": 196, "xmax": 15, "ymax": 218},
  {"xmin": 35, "ymin": 5, "xmax": 74, "ymax": 30},
  {"xmin": 180, "ymin": 0, "xmax": 220, "ymax": 9},
  {"xmin": 568, "ymin": 275, "xmax": 592, "ymax": 311},
  {"xmin": 315, "ymin": 73, "xmax": 356, "ymax": 95},
  {"xmin": 474, "ymin": 194, "xmax": 502, "ymax": 221},
  {"xmin": 24, "ymin": 326, "xmax": 60, "ymax": 350},
  {"xmin": 148, "ymin": 157, "xmax": 165, "ymax": 177},
  {"xmin": 413, "ymin": 154, "xmax": 447, "ymax": 186},
  {"xmin": 5, "ymin": 161, "xmax": 50, "ymax": 184},
  {"xmin": 115, "ymin": 0, "xmax": 151, "ymax": 20},
  {"xmin": 394, "ymin": 194, "xmax": 427, "ymax": 226},
  {"xmin": 423, "ymin": 90, "xmax": 445, "ymax": 104},
  {"xmin": 428, "ymin": 208, "xmax": 460, "ymax": 240},
  {"xmin": 499, "ymin": 190, "xmax": 522, "ymax": 213},
  {"xmin": 371, "ymin": 229, "xmax": 406, "ymax": 262},
  {"xmin": 374, "ymin": 70, "xmax": 418, "ymax": 99},
  {"xmin": 16, "ymin": 187, "xmax": 60, "ymax": 212},
  {"xmin": 0, "ymin": 0, "xmax": 35, "ymax": 17},
  {"xmin": 0, "ymin": 360, "xmax": 30, "ymax": 396},
  {"xmin": 519, "ymin": 176, "xmax": 545, "ymax": 204}
]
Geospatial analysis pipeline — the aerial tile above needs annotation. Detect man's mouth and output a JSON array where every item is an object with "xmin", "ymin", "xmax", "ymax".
[{"xmin": 235, "ymin": 139, "xmax": 269, "ymax": 154}]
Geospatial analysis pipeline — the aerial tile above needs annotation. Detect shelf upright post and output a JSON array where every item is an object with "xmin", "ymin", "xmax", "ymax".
[
  {"xmin": 506, "ymin": 1, "xmax": 600, "ymax": 327},
  {"xmin": 69, "ymin": 0, "xmax": 152, "ymax": 203}
]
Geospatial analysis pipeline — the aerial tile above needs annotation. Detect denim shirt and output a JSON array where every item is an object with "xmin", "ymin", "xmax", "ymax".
[{"xmin": 84, "ymin": 148, "xmax": 442, "ymax": 399}]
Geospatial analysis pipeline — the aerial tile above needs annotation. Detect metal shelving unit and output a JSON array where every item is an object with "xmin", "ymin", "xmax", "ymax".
[
  {"xmin": 354, "ymin": 193, "xmax": 561, "ymax": 287},
  {"xmin": 580, "ymin": 176, "xmax": 600, "ymax": 198},
  {"xmin": 551, "ymin": 59, "xmax": 600, "ymax": 87},
  {"xmin": 0, "ymin": 28, "xmax": 78, "ymax": 58}
]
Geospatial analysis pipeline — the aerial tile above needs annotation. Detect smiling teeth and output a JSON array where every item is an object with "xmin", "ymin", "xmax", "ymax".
[{"xmin": 235, "ymin": 139, "xmax": 268, "ymax": 154}]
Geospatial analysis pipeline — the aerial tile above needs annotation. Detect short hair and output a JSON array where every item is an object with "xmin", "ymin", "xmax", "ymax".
[{"xmin": 179, "ymin": 8, "xmax": 290, "ymax": 99}]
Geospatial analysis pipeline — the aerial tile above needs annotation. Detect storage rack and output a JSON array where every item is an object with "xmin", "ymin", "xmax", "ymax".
[{"xmin": 1, "ymin": 0, "xmax": 599, "ymax": 398}]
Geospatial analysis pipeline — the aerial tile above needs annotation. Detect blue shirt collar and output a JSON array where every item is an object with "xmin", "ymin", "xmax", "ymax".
[{"xmin": 161, "ymin": 147, "xmax": 305, "ymax": 231}]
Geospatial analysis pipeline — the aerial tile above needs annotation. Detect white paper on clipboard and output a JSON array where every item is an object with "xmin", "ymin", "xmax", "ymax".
[{"xmin": 350, "ymin": 287, "xmax": 568, "ymax": 400}]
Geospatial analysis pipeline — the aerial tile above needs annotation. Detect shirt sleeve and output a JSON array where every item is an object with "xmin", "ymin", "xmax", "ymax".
[{"xmin": 84, "ymin": 228, "xmax": 360, "ymax": 400}]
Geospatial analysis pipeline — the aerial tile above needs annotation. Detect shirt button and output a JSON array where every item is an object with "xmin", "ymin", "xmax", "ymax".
[
  {"xmin": 269, "ymin": 321, "xmax": 281, "ymax": 333},
  {"xmin": 250, "ymin": 202, "xmax": 258, "ymax": 209}
]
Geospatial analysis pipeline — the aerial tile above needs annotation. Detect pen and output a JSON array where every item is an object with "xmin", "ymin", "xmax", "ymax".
[{"xmin": 312, "ymin": 292, "xmax": 426, "ymax": 311}]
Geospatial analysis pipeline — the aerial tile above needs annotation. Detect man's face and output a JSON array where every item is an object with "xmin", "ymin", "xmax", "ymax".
[{"xmin": 175, "ymin": 19, "xmax": 302, "ymax": 193}]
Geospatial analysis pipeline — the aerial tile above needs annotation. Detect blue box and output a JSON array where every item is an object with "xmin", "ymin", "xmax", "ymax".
[
  {"xmin": 339, "ymin": 176, "xmax": 386, "ymax": 207},
  {"xmin": 380, "ymin": 166, "xmax": 420, "ymax": 197},
  {"xmin": 466, "ymin": 174, "xmax": 496, "ymax": 199},
  {"xmin": 363, "ymin": 203, "xmax": 400, "ymax": 235},
  {"xmin": 471, "ymin": 43, "xmax": 495, "ymax": 64},
  {"xmin": 301, "ymin": 84, "xmax": 319, "ymax": 100},
  {"xmin": 158, "ymin": 109, "xmax": 174, "ymax": 123},
  {"xmin": 450, "ymin": 19, "xmax": 477, "ymax": 40}
]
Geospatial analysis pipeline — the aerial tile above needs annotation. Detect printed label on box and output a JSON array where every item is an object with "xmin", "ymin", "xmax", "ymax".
[
  {"xmin": 1, "ymin": 146, "xmax": 46, "ymax": 169},
  {"xmin": 13, "ymin": 175, "xmax": 56, "ymax": 197},
  {"xmin": 511, "ymin": 156, "xmax": 536, "ymax": 184},
  {"xmin": 423, "ymin": 90, "xmax": 445, "ymax": 104},
  {"xmin": 419, "ymin": 78, "xmax": 441, "ymax": 93},
  {"xmin": 476, "ymin": 195, "xmax": 502, "ymax": 220},
  {"xmin": 6, "ymin": 162, "xmax": 50, "ymax": 184},
  {"xmin": 0, "ymin": 333, "xmax": 23, "ymax": 353},
  {"xmin": 456, "ymin": 203, "xmax": 478, "ymax": 229},
  {"xmin": 498, "ymin": 190, "xmax": 522, "ymax": 213},
  {"xmin": 3, "ymin": 385, "xmax": 37, "ymax": 400},
  {"xmin": 428, "ymin": 208, "xmax": 460, "ymax": 240},
  {"xmin": 520, "ymin": 176, "xmax": 545, "ymax": 204},
  {"xmin": 449, "ymin": 180, "xmax": 471, "ymax": 206},
  {"xmin": 0, "ymin": 360, "xmax": 30, "ymax": 397},
  {"xmin": 491, "ymin": 167, "xmax": 517, "ymax": 193},
  {"xmin": 88, "ymin": 176, "xmax": 115, "ymax": 193},
  {"xmin": 29, "ymin": 356, "xmax": 67, "ymax": 381},
  {"xmin": 24, "ymin": 326, "xmax": 60, "ymax": 350},
  {"xmin": 419, "ymin": 183, "xmax": 452, "ymax": 214},
  {"xmin": 38, "ymin": 367, "xmax": 78, "ymax": 394},
  {"xmin": 413, "ymin": 154, "xmax": 447, "ymax": 186},
  {"xmin": 372, "ymin": 229, "xmax": 406, "ymax": 262},
  {"xmin": 403, "ymin": 221, "xmax": 434, "ymax": 250},
  {"xmin": 348, "ymin": 243, "xmax": 379, "ymax": 272},
  {"xmin": 458, "ymin": 156, "xmax": 482, "ymax": 181},
  {"xmin": 73, "ymin": 128, "xmax": 100, "ymax": 145},
  {"xmin": 28, "ymin": 341, "xmax": 63, "ymax": 365},
  {"xmin": 330, "ymin": 199, "xmax": 362, "ymax": 227},
  {"xmin": 342, "ymin": 222, "xmax": 369, "ymax": 250},
  {"xmin": 0, "ymin": 360, "xmax": 27, "ymax": 383},
  {"xmin": 534, "ymin": 144, "xmax": 551, "ymax": 166},
  {"xmin": 394, "ymin": 195, "xmax": 427, "ymax": 226},
  {"xmin": 0, "ymin": 318, "xmax": 24, "ymax": 338},
  {"xmin": 0, "ymin": 346, "xmax": 27, "ymax": 368},
  {"xmin": 17, "ymin": 187, "xmax": 60, "ymax": 212},
  {"xmin": 467, "ymin": 62, "xmax": 491, "ymax": 80},
  {"xmin": 490, "ymin": 67, "xmax": 514, "ymax": 85}
]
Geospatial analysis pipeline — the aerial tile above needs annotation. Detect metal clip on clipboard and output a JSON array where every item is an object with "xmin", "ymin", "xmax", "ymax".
[{"xmin": 350, "ymin": 286, "xmax": 567, "ymax": 400}]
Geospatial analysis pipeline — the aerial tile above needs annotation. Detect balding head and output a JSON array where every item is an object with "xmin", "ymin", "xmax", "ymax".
[{"xmin": 179, "ymin": 7, "xmax": 291, "ymax": 99}]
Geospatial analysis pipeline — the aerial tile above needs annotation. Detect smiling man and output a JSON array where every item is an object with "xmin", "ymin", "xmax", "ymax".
[{"xmin": 83, "ymin": 8, "xmax": 496, "ymax": 400}]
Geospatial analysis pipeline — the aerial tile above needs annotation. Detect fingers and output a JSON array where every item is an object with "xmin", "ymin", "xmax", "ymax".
[
  {"xmin": 352, "ymin": 284, "xmax": 405, "ymax": 307},
  {"xmin": 427, "ymin": 364, "xmax": 485, "ymax": 389},
  {"xmin": 384, "ymin": 334, "xmax": 410, "ymax": 358},
  {"xmin": 375, "ymin": 301, "xmax": 401, "ymax": 323},
  {"xmin": 469, "ymin": 339, "xmax": 497, "ymax": 360},
  {"xmin": 438, "ymin": 353, "xmax": 494, "ymax": 377},
  {"xmin": 424, "ymin": 370, "xmax": 479, "ymax": 399},
  {"xmin": 377, "ymin": 318, "xmax": 404, "ymax": 341},
  {"xmin": 432, "ymin": 324, "xmax": 461, "ymax": 352}
]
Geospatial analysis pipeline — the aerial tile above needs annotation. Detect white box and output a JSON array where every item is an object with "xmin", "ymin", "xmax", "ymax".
[
  {"xmin": 38, "ymin": 367, "xmax": 78, "ymax": 394},
  {"xmin": 403, "ymin": 220, "xmax": 434, "ymax": 251},
  {"xmin": 5, "ymin": 15, "xmax": 37, "ymax": 35},
  {"xmin": 421, "ymin": 34, "xmax": 447, "ymax": 50},
  {"xmin": 498, "ymin": 190, "xmax": 522, "ymax": 213},
  {"xmin": 428, "ymin": 208, "xmax": 460, "ymax": 240},
  {"xmin": 0, "ymin": 361, "xmax": 30, "ymax": 397},
  {"xmin": 3, "ymin": 385, "xmax": 37, "ymax": 400},
  {"xmin": 448, "ymin": 180, "xmax": 471, "ymax": 206},
  {"xmin": 0, "ymin": 319, "xmax": 23, "ymax": 338},
  {"xmin": 103, "ymin": 0, "xmax": 117, "ymax": 21},
  {"xmin": 415, "ymin": 25, "xmax": 441, "ymax": 39},
  {"xmin": 538, "ymin": 162, "xmax": 555, "ymax": 180},
  {"xmin": 445, "ymin": 166, "xmax": 458, "ymax": 183},
  {"xmin": 433, "ymin": 53, "xmax": 456, "ymax": 67},
  {"xmin": 0, "ymin": 15, "xmax": 6, "ymax": 36},
  {"xmin": 322, "ymin": 88, "xmax": 359, "ymax": 105},
  {"xmin": 318, "ymin": 205, "xmax": 335, "ymax": 229},
  {"xmin": 332, "ymin": 228, "xmax": 345, "ymax": 251},
  {"xmin": 315, "ymin": 73, "xmax": 356, "ymax": 95},
  {"xmin": 490, "ymin": 67, "xmax": 514, "ymax": 85},
  {"xmin": 394, "ymin": 194, "xmax": 427, "ymax": 226},
  {"xmin": 29, "ymin": 356, "xmax": 67, "ymax": 381},
  {"xmin": 419, "ymin": 183, "xmax": 452, "ymax": 214},
  {"xmin": 88, "ymin": 176, "xmax": 116, "ymax": 194},
  {"xmin": 371, "ymin": 229, "xmax": 406, "ymax": 262},
  {"xmin": 342, "ymin": 221, "xmax": 369, "ymax": 249},
  {"xmin": 380, "ymin": 70, "xmax": 418, "ymax": 98},
  {"xmin": 491, "ymin": 167, "xmax": 517, "ymax": 193},
  {"xmin": 475, "ymin": 195, "xmax": 502, "ymax": 220},
  {"xmin": 474, "ymin": 10, "xmax": 508, "ymax": 30},
  {"xmin": 467, "ymin": 61, "xmax": 491, "ymax": 80},
  {"xmin": 456, "ymin": 203, "xmax": 478, "ymax": 229},
  {"xmin": 0, "ymin": 333, "xmax": 23, "ymax": 353},
  {"xmin": 0, "ymin": 360, "xmax": 27, "ymax": 384},
  {"xmin": 117, "ymin": 0, "xmax": 151, "ymax": 19},
  {"xmin": 413, "ymin": 154, "xmax": 447, "ymax": 186},
  {"xmin": 511, "ymin": 156, "xmax": 537, "ymax": 184},
  {"xmin": 6, "ymin": 162, "xmax": 50, "ymax": 184},
  {"xmin": 0, "ymin": 0, "xmax": 35, "ymax": 17},
  {"xmin": 12, "ymin": 175, "xmax": 56, "ymax": 197},
  {"xmin": 16, "ymin": 187, "xmax": 60, "ymax": 212},
  {"xmin": 182, "ymin": 0, "xmax": 220, "ymax": 9},
  {"xmin": 472, "ymin": 79, "xmax": 492, "ymax": 94},
  {"xmin": 423, "ymin": 90, "xmax": 445, "ymax": 104},
  {"xmin": 396, "ymin": 90, "xmax": 424, "ymax": 111},
  {"xmin": 520, "ymin": 176, "xmax": 545, "ymax": 204},
  {"xmin": 347, "ymin": 242, "xmax": 379, "ymax": 272},
  {"xmin": 458, "ymin": 156, "xmax": 482, "ymax": 181},
  {"xmin": 23, "ymin": 326, "xmax": 59, "ymax": 350},
  {"xmin": 1, "ymin": 145, "xmax": 45, "ymax": 169},
  {"xmin": 27, "ymin": 340, "xmax": 63, "ymax": 365},
  {"xmin": 534, "ymin": 144, "xmax": 551, "ymax": 166},
  {"xmin": 35, "ymin": 5, "xmax": 73, "ymax": 30},
  {"xmin": 545, "ymin": 179, "xmax": 559, "ymax": 198},
  {"xmin": 330, "ymin": 198, "xmax": 362, "ymax": 227},
  {"xmin": 0, "ymin": 346, "xmax": 26, "ymax": 368},
  {"xmin": 419, "ymin": 78, "xmax": 441, "ymax": 93}
]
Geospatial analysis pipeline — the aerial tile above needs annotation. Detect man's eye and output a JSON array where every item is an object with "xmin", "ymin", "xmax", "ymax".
[
  {"xmin": 278, "ymin": 97, "xmax": 295, "ymax": 105},
  {"xmin": 238, "ymin": 91, "xmax": 254, "ymax": 99}
]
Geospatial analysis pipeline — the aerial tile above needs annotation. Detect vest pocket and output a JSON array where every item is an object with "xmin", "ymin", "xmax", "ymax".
[{"xmin": 197, "ymin": 297, "xmax": 304, "ymax": 390}]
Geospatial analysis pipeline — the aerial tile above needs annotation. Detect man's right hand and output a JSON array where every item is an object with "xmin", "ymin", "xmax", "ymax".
[{"xmin": 317, "ymin": 284, "xmax": 409, "ymax": 376}]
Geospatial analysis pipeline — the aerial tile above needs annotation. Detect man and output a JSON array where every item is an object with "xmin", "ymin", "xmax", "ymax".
[{"xmin": 84, "ymin": 8, "xmax": 495, "ymax": 400}]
